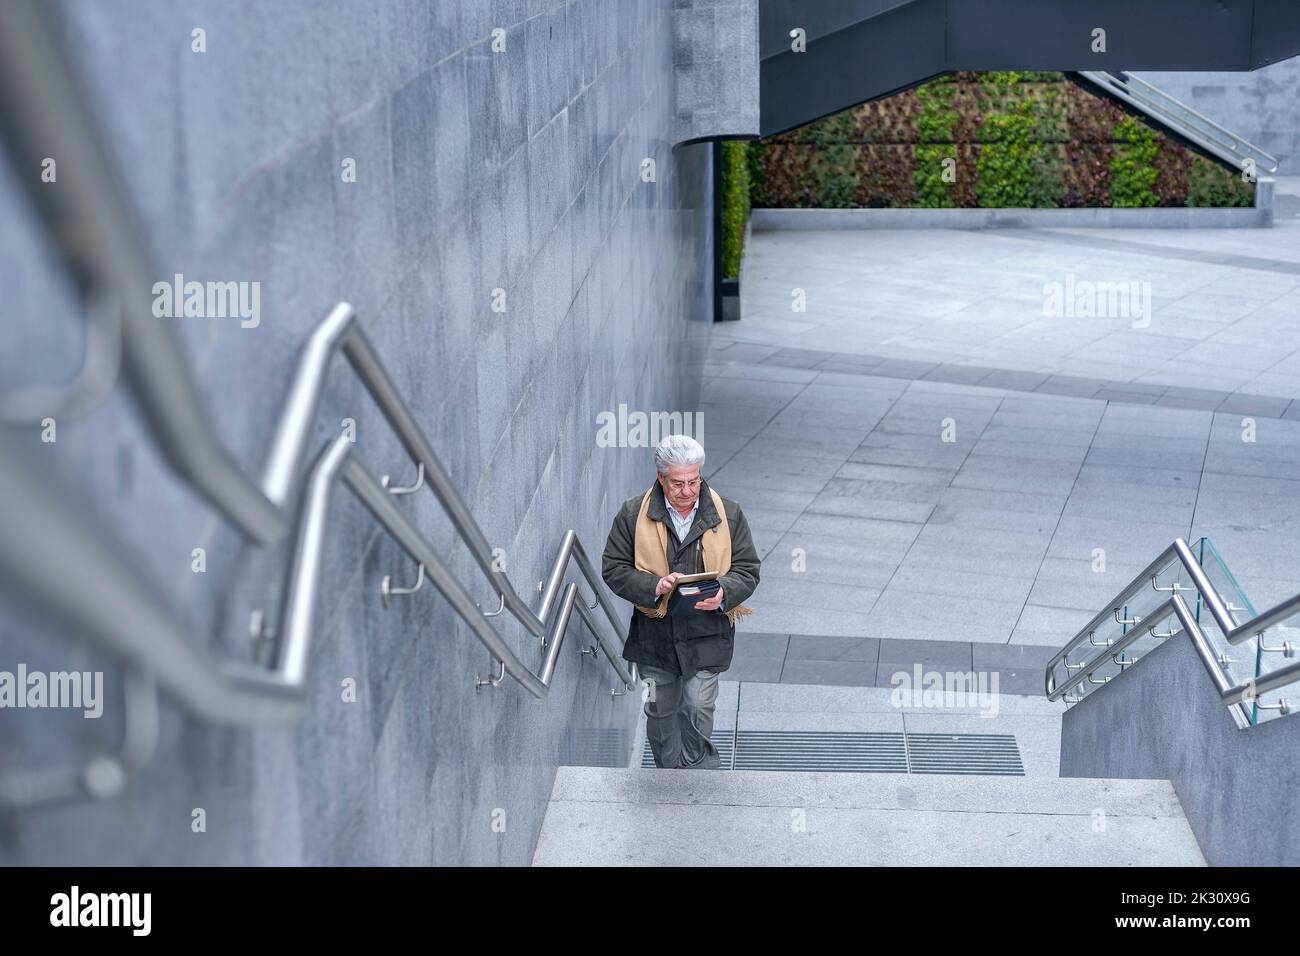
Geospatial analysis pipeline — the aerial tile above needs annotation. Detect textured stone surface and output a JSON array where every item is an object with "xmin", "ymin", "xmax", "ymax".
[
  {"xmin": 1061, "ymin": 634, "xmax": 1300, "ymax": 866},
  {"xmin": 698, "ymin": 358, "xmax": 1300, "ymax": 643},
  {"xmin": 1133, "ymin": 64, "xmax": 1300, "ymax": 174},
  {"xmin": 0, "ymin": 0, "xmax": 713, "ymax": 866},
  {"xmin": 533, "ymin": 766, "xmax": 1203, "ymax": 865},
  {"xmin": 751, "ymin": 205, "xmax": 1274, "ymax": 229},
  {"xmin": 672, "ymin": 0, "xmax": 760, "ymax": 144},
  {"xmin": 701, "ymin": 217, "xmax": 1300, "ymax": 650}
]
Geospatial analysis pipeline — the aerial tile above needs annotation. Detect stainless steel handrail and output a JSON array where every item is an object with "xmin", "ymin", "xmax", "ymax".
[
  {"xmin": 0, "ymin": 442, "xmax": 308, "ymax": 729},
  {"xmin": 270, "ymin": 308, "xmax": 634, "ymax": 686},
  {"xmin": 0, "ymin": 0, "xmax": 637, "ymax": 810},
  {"xmin": 1, "ymin": 423, "xmax": 633, "ymax": 720},
  {"xmin": 1078, "ymin": 70, "xmax": 1280, "ymax": 174},
  {"xmin": 0, "ymin": 0, "xmax": 288, "ymax": 545},
  {"xmin": 261, "ymin": 303, "xmax": 628, "ymax": 650},
  {"xmin": 290, "ymin": 433, "xmax": 634, "ymax": 699},
  {"xmin": 1119, "ymin": 73, "xmax": 1256, "ymax": 157},
  {"xmin": 0, "ymin": 290, "xmax": 122, "ymax": 423},
  {"xmin": 1070, "ymin": 593, "xmax": 1275, "ymax": 730},
  {"xmin": 1045, "ymin": 537, "xmax": 1300, "ymax": 725},
  {"xmin": 0, "ymin": 417, "xmax": 636, "ymax": 809},
  {"xmin": 0, "ymin": 668, "xmax": 158, "ymax": 812}
]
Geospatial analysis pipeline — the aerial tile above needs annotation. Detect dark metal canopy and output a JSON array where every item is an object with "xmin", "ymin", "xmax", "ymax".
[{"xmin": 760, "ymin": 0, "xmax": 1300, "ymax": 137}]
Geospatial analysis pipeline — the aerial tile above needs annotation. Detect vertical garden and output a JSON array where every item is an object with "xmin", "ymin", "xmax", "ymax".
[{"xmin": 720, "ymin": 71, "xmax": 1255, "ymax": 278}]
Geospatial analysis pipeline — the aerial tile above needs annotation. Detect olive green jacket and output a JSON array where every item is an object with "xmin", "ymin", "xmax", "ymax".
[{"xmin": 601, "ymin": 479, "xmax": 761, "ymax": 676}]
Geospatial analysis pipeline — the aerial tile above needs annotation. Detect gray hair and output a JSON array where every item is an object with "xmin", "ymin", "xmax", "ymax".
[{"xmin": 654, "ymin": 434, "xmax": 705, "ymax": 475}]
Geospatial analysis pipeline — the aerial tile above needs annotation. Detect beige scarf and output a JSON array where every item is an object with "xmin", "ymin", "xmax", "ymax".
[{"xmin": 633, "ymin": 485, "xmax": 753, "ymax": 626}]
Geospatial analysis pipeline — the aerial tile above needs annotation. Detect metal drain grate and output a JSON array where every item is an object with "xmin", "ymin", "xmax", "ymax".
[
  {"xmin": 905, "ymin": 733, "xmax": 1024, "ymax": 776},
  {"xmin": 734, "ymin": 731, "xmax": 907, "ymax": 772},
  {"xmin": 640, "ymin": 730, "xmax": 1024, "ymax": 775}
]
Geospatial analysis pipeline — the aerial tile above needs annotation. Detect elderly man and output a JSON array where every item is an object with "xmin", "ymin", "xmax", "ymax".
[{"xmin": 602, "ymin": 434, "xmax": 761, "ymax": 770}]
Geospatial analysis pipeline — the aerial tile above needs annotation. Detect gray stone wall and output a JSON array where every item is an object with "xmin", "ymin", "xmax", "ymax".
[
  {"xmin": 672, "ymin": 0, "xmax": 760, "ymax": 144},
  {"xmin": 0, "ymin": 0, "xmax": 713, "ymax": 865},
  {"xmin": 1133, "ymin": 62, "xmax": 1300, "ymax": 174}
]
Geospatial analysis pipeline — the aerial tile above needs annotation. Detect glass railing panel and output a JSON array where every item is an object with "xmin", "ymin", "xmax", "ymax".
[
  {"xmin": 1064, "ymin": 642, "xmax": 1124, "ymax": 707},
  {"xmin": 1233, "ymin": 600, "xmax": 1300, "ymax": 727},
  {"xmin": 1179, "ymin": 537, "xmax": 1259, "ymax": 720},
  {"xmin": 1061, "ymin": 602, "xmax": 1175, "ymax": 709},
  {"xmin": 1054, "ymin": 537, "xmax": 1298, "ymax": 724},
  {"xmin": 1095, "ymin": 560, "xmax": 1196, "ymax": 694},
  {"xmin": 1050, "ymin": 549, "xmax": 1184, "ymax": 706},
  {"xmin": 1193, "ymin": 538, "xmax": 1258, "ymax": 723},
  {"xmin": 1194, "ymin": 536, "xmax": 1299, "ymax": 725},
  {"xmin": 1195, "ymin": 536, "xmax": 1258, "ymax": 621},
  {"xmin": 1115, "ymin": 594, "xmax": 1177, "ymax": 685}
]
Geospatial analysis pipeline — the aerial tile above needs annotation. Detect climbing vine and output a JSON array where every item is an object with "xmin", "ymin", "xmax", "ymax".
[{"xmin": 720, "ymin": 140, "xmax": 751, "ymax": 279}]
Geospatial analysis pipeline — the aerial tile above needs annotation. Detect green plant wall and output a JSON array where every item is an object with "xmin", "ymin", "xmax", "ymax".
[
  {"xmin": 751, "ymin": 72, "xmax": 1254, "ymax": 210},
  {"xmin": 720, "ymin": 140, "xmax": 751, "ymax": 280}
]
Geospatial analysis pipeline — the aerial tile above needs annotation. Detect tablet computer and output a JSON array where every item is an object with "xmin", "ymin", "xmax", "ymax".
[
  {"xmin": 670, "ymin": 571, "xmax": 720, "ymax": 587},
  {"xmin": 667, "ymin": 574, "xmax": 722, "ymax": 616}
]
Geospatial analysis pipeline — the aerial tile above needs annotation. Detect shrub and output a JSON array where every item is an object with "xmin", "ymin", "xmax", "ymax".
[{"xmin": 720, "ymin": 140, "xmax": 751, "ymax": 279}]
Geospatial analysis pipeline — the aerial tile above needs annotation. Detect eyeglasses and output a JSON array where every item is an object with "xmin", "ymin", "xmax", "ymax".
[{"xmin": 666, "ymin": 478, "xmax": 701, "ymax": 492}]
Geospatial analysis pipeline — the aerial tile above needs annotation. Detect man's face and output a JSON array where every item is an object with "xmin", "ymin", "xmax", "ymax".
[{"xmin": 658, "ymin": 463, "xmax": 702, "ymax": 513}]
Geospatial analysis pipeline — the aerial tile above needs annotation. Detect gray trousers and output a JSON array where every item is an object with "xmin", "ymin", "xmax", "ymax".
[{"xmin": 639, "ymin": 664, "xmax": 722, "ymax": 770}]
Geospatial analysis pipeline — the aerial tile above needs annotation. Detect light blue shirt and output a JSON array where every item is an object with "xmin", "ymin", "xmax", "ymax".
[
  {"xmin": 663, "ymin": 493, "xmax": 724, "ymax": 609},
  {"xmin": 666, "ymin": 497, "xmax": 698, "ymax": 543}
]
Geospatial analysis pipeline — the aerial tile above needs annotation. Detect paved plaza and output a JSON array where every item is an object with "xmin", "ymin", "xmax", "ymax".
[{"xmin": 704, "ymin": 189, "xmax": 1300, "ymax": 684}]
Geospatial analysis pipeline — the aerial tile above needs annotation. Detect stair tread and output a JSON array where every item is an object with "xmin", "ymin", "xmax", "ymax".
[
  {"xmin": 532, "ymin": 767, "xmax": 1205, "ymax": 866},
  {"xmin": 550, "ymin": 766, "xmax": 1184, "ymax": 814}
]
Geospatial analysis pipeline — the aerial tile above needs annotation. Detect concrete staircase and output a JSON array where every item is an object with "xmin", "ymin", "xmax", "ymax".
[{"xmin": 532, "ymin": 679, "xmax": 1205, "ymax": 866}]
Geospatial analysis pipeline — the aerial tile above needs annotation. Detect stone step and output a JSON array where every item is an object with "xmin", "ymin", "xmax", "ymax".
[{"xmin": 532, "ymin": 766, "xmax": 1204, "ymax": 866}]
